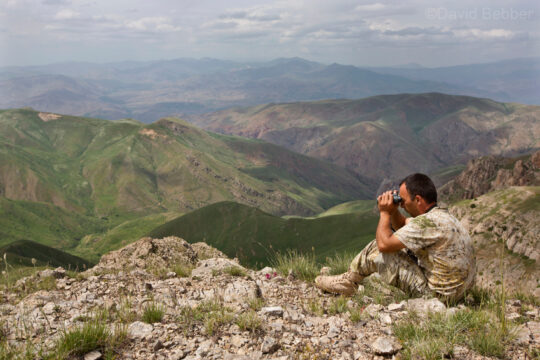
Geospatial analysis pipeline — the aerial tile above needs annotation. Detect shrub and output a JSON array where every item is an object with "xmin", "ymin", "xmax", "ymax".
[
  {"xmin": 271, "ymin": 249, "xmax": 318, "ymax": 282},
  {"xmin": 142, "ymin": 302, "xmax": 165, "ymax": 324},
  {"xmin": 224, "ymin": 266, "xmax": 247, "ymax": 277},
  {"xmin": 235, "ymin": 311, "xmax": 262, "ymax": 333},
  {"xmin": 324, "ymin": 252, "xmax": 355, "ymax": 275}
]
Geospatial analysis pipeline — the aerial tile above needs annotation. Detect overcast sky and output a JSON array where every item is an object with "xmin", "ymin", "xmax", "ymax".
[{"xmin": 0, "ymin": 0, "xmax": 538, "ymax": 67}]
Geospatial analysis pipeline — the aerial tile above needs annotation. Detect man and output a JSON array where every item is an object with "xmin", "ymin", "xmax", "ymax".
[{"xmin": 315, "ymin": 173, "xmax": 475, "ymax": 302}]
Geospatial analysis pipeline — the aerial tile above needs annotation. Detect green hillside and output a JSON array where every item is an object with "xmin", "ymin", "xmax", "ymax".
[
  {"xmin": 0, "ymin": 109, "xmax": 371, "ymax": 218},
  {"xmin": 0, "ymin": 240, "xmax": 93, "ymax": 269},
  {"xmin": 0, "ymin": 197, "xmax": 106, "ymax": 249},
  {"xmin": 148, "ymin": 201, "xmax": 378, "ymax": 267},
  {"xmin": 73, "ymin": 211, "xmax": 181, "ymax": 263}
]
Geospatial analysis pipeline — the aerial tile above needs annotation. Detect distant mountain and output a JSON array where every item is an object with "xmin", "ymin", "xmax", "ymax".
[
  {"xmin": 0, "ymin": 240, "xmax": 93, "ymax": 269},
  {"xmin": 189, "ymin": 93, "xmax": 540, "ymax": 183},
  {"xmin": 1, "ymin": 57, "xmax": 532, "ymax": 122},
  {"xmin": 365, "ymin": 57, "xmax": 540, "ymax": 105},
  {"xmin": 147, "ymin": 201, "xmax": 378, "ymax": 267},
  {"xmin": 0, "ymin": 108, "xmax": 371, "ymax": 219}
]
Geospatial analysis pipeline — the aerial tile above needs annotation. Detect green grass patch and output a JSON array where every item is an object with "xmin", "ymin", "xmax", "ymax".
[
  {"xmin": 235, "ymin": 310, "xmax": 262, "ymax": 333},
  {"xmin": 394, "ymin": 296, "xmax": 513, "ymax": 360},
  {"xmin": 271, "ymin": 249, "xmax": 319, "ymax": 282},
  {"xmin": 177, "ymin": 299, "xmax": 235, "ymax": 336},
  {"xmin": 50, "ymin": 321, "xmax": 127, "ymax": 359},
  {"xmin": 142, "ymin": 302, "xmax": 165, "ymax": 324},
  {"xmin": 224, "ymin": 266, "xmax": 247, "ymax": 277}
]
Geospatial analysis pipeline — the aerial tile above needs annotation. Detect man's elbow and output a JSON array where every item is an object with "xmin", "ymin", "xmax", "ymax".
[{"xmin": 377, "ymin": 242, "xmax": 392, "ymax": 253}]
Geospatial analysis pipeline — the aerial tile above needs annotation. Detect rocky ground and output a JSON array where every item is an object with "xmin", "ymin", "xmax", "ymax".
[{"xmin": 1, "ymin": 237, "xmax": 539, "ymax": 359}]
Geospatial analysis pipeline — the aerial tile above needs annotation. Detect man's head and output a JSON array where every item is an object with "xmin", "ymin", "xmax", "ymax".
[{"xmin": 398, "ymin": 173, "xmax": 437, "ymax": 217}]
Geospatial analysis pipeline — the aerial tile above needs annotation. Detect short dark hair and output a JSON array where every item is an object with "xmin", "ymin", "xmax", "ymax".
[{"xmin": 399, "ymin": 173, "xmax": 437, "ymax": 204}]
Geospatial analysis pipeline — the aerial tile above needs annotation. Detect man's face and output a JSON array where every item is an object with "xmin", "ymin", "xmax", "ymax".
[{"xmin": 399, "ymin": 183, "xmax": 420, "ymax": 217}]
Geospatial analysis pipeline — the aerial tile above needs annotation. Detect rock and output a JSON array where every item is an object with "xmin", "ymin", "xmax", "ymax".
[
  {"xmin": 327, "ymin": 325, "xmax": 340, "ymax": 338},
  {"xmin": 42, "ymin": 302, "xmax": 56, "ymax": 315},
  {"xmin": 259, "ymin": 266, "xmax": 276, "ymax": 275},
  {"xmin": 84, "ymin": 351, "xmax": 101, "ymax": 360},
  {"xmin": 224, "ymin": 355, "xmax": 252, "ymax": 360},
  {"xmin": 223, "ymin": 280, "xmax": 260, "ymax": 304},
  {"xmin": 128, "ymin": 321, "xmax": 153, "ymax": 339},
  {"xmin": 528, "ymin": 321, "xmax": 540, "ymax": 345},
  {"xmin": 37, "ymin": 269, "xmax": 55, "ymax": 278},
  {"xmin": 370, "ymin": 336, "xmax": 402, "ymax": 355},
  {"xmin": 514, "ymin": 324, "xmax": 531, "ymax": 345},
  {"xmin": 261, "ymin": 336, "xmax": 280, "ymax": 354},
  {"xmin": 406, "ymin": 298, "xmax": 446, "ymax": 317},
  {"xmin": 363, "ymin": 304, "xmax": 383, "ymax": 318},
  {"xmin": 387, "ymin": 302, "xmax": 405, "ymax": 311},
  {"xmin": 153, "ymin": 340, "xmax": 164, "ymax": 351},
  {"xmin": 379, "ymin": 313, "xmax": 392, "ymax": 325},
  {"xmin": 506, "ymin": 312, "xmax": 521, "ymax": 321},
  {"xmin": 261, "ymin": 306, "xmax": 284, "ymax": 317},
  {"xmin": 195, "ymin": 340, "xmax": 213, "ymax": 357},
  {"xmin": 231, "ymin": 335, "xmax": 248, "ymax": 348}
]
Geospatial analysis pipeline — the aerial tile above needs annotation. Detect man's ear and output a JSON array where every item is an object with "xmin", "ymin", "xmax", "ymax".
[{"xmin": 414, "ymin": 195, "xmax": 422, "ymax": 203}]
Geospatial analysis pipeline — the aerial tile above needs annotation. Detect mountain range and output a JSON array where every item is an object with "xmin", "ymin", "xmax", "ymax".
[
  {"xmin": 1, "ymin": 57, "xmax": 538, "ymax": 122},
  {"xmin": 189, "ymin": 93, "xmax": 540, "ymax": 183},
  {"xmin": 0, "ymin": 108, "xmax": 372, "ymax": 220}
]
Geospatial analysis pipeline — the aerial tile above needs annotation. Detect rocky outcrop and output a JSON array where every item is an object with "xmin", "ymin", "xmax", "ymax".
[
  {"xmin": 440, "ymin": 151, "xmax": 540, "ymax": 201},
  {"xmin": 450, "ymin": 187, "xmax": 540, "ymax": 297},
  {"xmin": 1, "ymin": 236, "xmax": 538, "ymax": 359}
]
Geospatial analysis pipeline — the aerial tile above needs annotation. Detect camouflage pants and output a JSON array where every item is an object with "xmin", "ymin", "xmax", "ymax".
[{"xmin": 349, "ymin": 240, "xmax": 431, "ymax": 297}]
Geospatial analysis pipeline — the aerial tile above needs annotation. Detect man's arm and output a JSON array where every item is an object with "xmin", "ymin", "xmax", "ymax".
[
  {"xmin": 377, "ymin": 191, "xmax": 406, "ymax": 253},
  {"xmin": 390, "ymin": 210, "xmax": 407, "ymax": 230},
  {"xmin": 377, "ymin": 212, "xmax": 406, "ymax": 253}
]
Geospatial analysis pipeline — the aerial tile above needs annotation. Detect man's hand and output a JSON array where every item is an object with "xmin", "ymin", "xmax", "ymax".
[{"xmin": 377, "ymin": 190, "xmax": 399, "ymax": 214}]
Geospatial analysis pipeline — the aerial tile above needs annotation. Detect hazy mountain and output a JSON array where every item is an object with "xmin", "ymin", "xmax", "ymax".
[
  {"xmin": 189, "ymin": 93, "xmax": 540, "ymax": 184},
  {"xmin": 1, "ymin": 57, "xmax": 533, "ymax": 122},
  {"xmin": 365, "ymin": 57, "xmax": 540, "ymax": 105}
]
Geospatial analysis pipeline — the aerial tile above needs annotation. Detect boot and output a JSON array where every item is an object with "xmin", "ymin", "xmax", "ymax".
[{"xmin": 314, "ymin": 270, "xmax": 363, "ymax": 296}]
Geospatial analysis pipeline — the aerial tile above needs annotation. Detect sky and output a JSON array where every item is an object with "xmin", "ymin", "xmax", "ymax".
[{"xmin": 0, "ymin": 0, "xmax": 539, "ymax": 67}]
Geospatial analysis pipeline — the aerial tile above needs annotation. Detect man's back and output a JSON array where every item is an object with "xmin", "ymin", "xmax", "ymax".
[{"xmin": 394, "ymin": 207, "xmax": 476, "ymax": 300}]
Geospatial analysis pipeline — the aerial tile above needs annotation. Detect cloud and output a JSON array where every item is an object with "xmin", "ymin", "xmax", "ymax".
[
  {"xmin": 54, "ymin": 9, "xmax": 80, "ymax": 20},
  {"xmin": 355, "ymin": 3, "xmax": 386, "ymax": 12},
  {"xmin": 383, "ymin": 26, "xmax": 451, "ymax": 36},
  {"xmin": 123, "ymin": 17, "xmax": 181, "ymax": 33},
  {"xmin": 42, "ymin": 0, "xmax": 70, "ymax": 5}
]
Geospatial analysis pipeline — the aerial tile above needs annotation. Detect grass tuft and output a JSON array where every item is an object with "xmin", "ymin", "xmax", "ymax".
[
  {"xmin": 224, "ymin": 266, "xmax": 247, "ymax": 277},
  {"xmin": 235, "ymin": 310, "xmax": 262, "ymax": 333},
  {"xmin": 142, "ymin": 302, "xmax": 165, "ymax": 324},
  {"xmin": 271, "ymin": 249, "xmax": 319, "ymax": 282}
]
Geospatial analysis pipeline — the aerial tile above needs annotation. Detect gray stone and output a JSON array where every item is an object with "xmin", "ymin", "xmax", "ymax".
[
  {"xmin": 223, "ymin": 280, "xmax": 260, "ymax": 304},
  {"xmin": 195, "ymin": 340, "xmax": 213, "ymax": 357},
  {"xmin": 327, "ymin": 325, "xmax": 340, "ymax": 338},
  {"xmin": 153, "ymin": 340, "xmax": 164, "ymax": 351},
  {"xmin": 261, "ymin": 306, "xmax": 284, "ymax": 317},
  {"xmin": 370, "ymin": 336, "xmax": 402, "ymax": 355},
  {"xmin": 364, "ymin": 304, "xmax": 383, "ymax": 318},
  {"xmin": 261, "ymin": 336, "xmax": 280, "ymax": 354},
  {"xmin": 42, "ymin": 302, "xmax": 57, "ymax": 315},
  {"xmin": 514, "ymin": 324, "xmax": 531, "ymax": 345},
  {"xmin": 406, "ymin": 297, "xmax": 446, "ymax": 318},
  {"xmin": 379, "ymin": 313, "xmax": 392, "ymax": 325},
  {"xmin": 128, "ymin": 321, "xmax": 153, "ymax": 339},
  {"xmin": 84, "ymin": 351, "xmax": 102, "ymax": 360},
  {"xmin": 506, "ymin": 312, "xmax": 521, "ymax": 321},
  {"xmin": 224, "ymin": 355, "xmax": 252, "ymax": 360},
  {"xmin": 387, "ymin": 302, "xmax": 406, "ymax": 311},
  {"xmin": 231, "ymin": 335, "xmax": 248, "ymax": 348}
]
